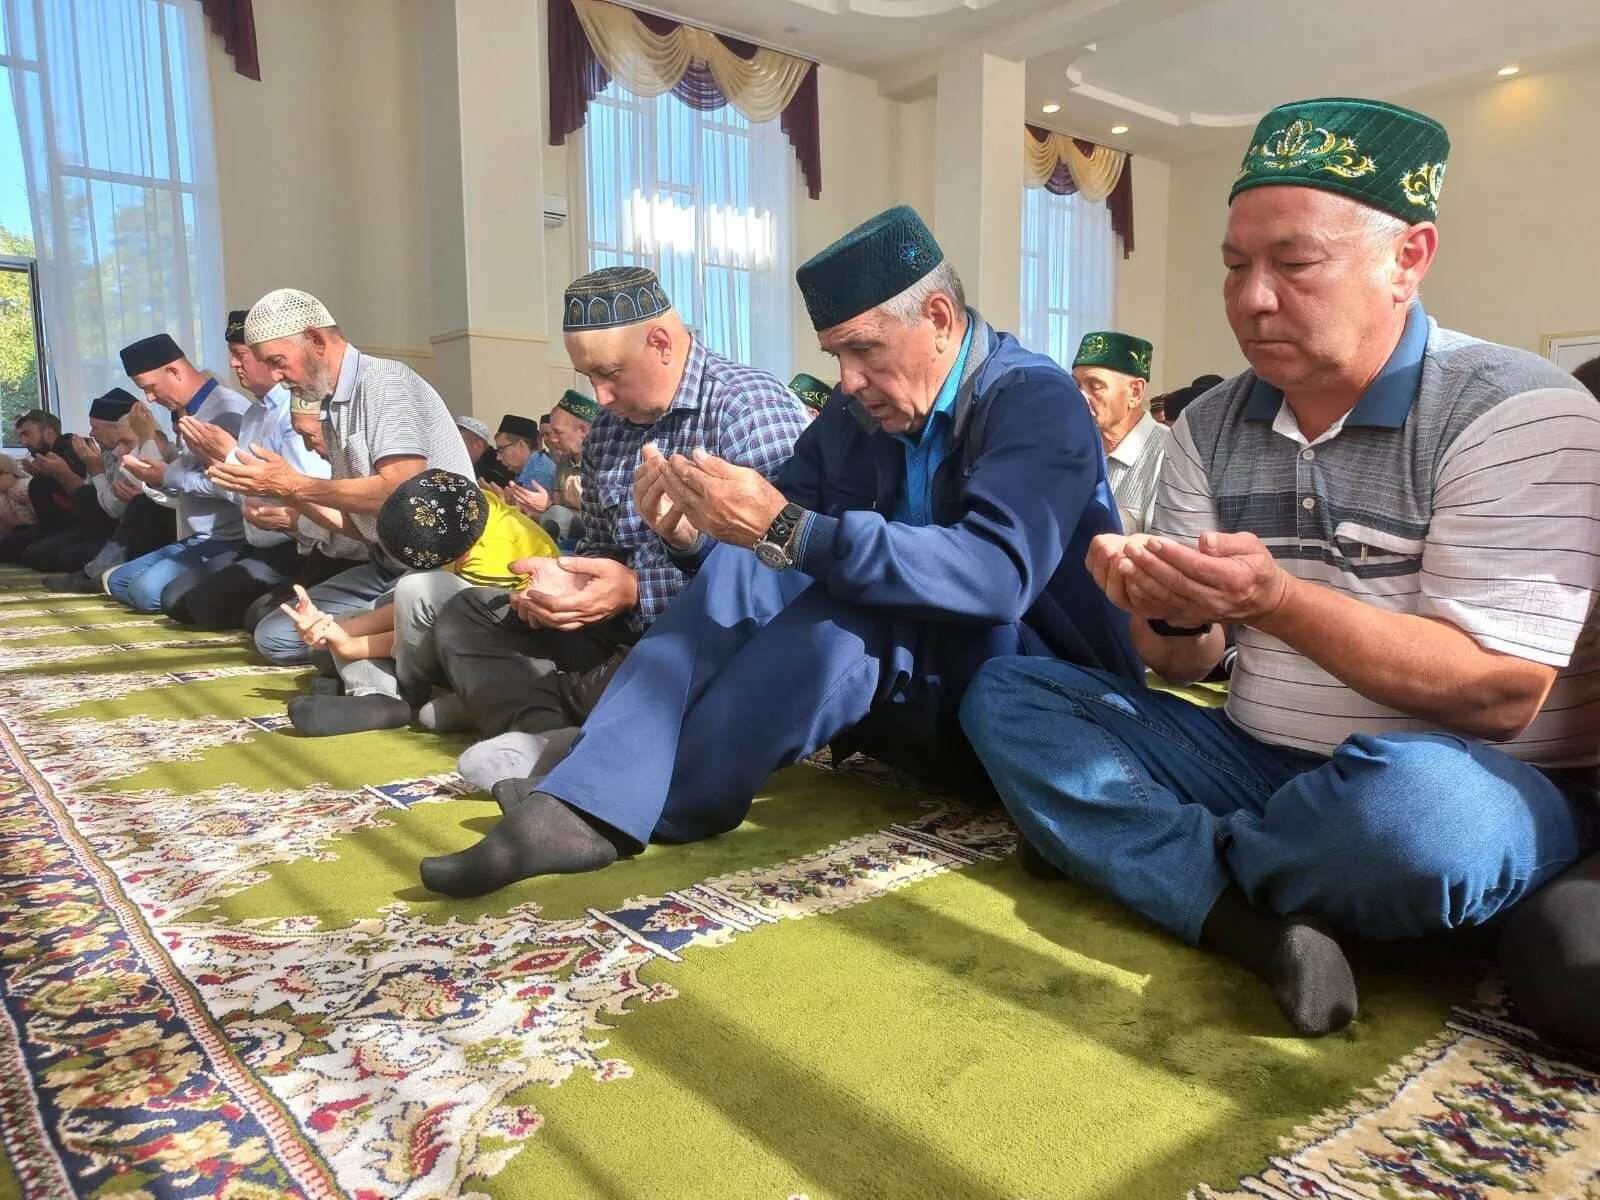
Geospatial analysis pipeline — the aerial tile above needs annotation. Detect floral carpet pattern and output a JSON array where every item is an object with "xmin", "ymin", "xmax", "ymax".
[{"xmin": 0, "ymin": 568, "xmax": 1597, "ymax": 1199}]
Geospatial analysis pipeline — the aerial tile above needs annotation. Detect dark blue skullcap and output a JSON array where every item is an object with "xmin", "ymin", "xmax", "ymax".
[{"xmin": 563, "ymin": 266, "xmax": 673, "ymax": 332}]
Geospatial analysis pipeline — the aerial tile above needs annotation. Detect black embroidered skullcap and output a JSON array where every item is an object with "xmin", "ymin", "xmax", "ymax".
[
  {"xmin": 563, "ymin": 266, "xmax": 674, "ymax": 332},
  {"xmin": 796, "ymin": 206, "xmax": 944, "ymax": 332},
  {"xmin": 376, "ymin": 470, "xmax": 488, "ymax": 571},
  {"xmin": 89, "ymin": 387, "xmax": 140, "ymax": 422},
  {"xmin": 120, "ymin": 333, "xmax": 185, "ymax": 376},
  {"xmin": 225, "ymin": 309, "xmax": 249, "ymax": 343},
  {"xmin": 497, "ymin": 415, "xmax": 540, "ymax": 443}
]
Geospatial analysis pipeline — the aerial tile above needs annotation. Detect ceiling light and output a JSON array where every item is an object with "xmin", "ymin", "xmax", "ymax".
[
  {"xmin": 1042, "ymin": 103, "xmax": 1060, "ymax": 114},
  {"xmin": 1111, "ymin": 124, "xmax": 1129, "ymax": 135},
  {"xmin": 1498, "ymin": 65, "xmax": 1520, "ymax": 76}
]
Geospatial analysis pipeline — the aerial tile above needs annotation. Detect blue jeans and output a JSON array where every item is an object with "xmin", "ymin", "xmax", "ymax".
[
  {"xmin": 959, "ymin": 659, "xmax": 1593, "ymax": 944},
  {"xmin": 106, "ymin": 537, "xmax": 244, "ymax": 614},
  {"xmin": 251, "ymin": 555, "xmax": 401, "ymax": 665}
]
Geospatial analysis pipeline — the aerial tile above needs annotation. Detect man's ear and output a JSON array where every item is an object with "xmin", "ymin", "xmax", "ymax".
[{"xmin": 644, "ymin": 323, "xmax": 673, "ymax": 363}]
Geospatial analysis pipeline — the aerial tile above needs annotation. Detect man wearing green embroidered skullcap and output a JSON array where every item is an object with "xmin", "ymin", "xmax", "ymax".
[
  {"xmin": 1072, "ymin": 331, "xmax": 1166, "ymax": 534},
  {"xmin": 510, "ymin": 389, "xmax": 598, "ymax": 545},
  {"xmin": 788, "ymin": 372, "xmax": 833, "ymax": 420},
  {"xmin": 417, "ymin": 203, "xmax": 1139, "ymax": 902},
  {"xmin": 964, "ymin": 96, "xmax": 1600, "ymax": 1043}
]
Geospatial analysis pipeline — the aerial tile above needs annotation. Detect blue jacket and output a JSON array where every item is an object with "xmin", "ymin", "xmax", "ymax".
[{"xmin": 780, "ymin": 315, "xmax": 1141, "ymax": 682}]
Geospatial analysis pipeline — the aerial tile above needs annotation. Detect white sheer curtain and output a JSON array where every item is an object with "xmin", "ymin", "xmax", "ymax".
[
  {"xmin": 1019, "ymin": 185, "xmax": 1115, "ymax": 370},
  {"xmin": 4, "ymin": 0, "xmax": 226, "ymax": 432},
  {"xmin": 582, "ymin": 79, "xmax": 794, "ymax": 380}
]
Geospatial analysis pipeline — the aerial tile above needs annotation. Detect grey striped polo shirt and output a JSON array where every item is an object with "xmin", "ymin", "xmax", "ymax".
[
  {"xmin": 1153, "ymin": 304, "xmax": 1600, "ymax": 767},
  {"xmin": 321, "ymin": 343, "xmax": 475, "ymax": 543}
]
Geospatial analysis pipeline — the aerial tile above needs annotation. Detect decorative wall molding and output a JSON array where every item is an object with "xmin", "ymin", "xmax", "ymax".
[{"xmin": 427, "ymin": 328, "xmax": 553, "ymax": 347}]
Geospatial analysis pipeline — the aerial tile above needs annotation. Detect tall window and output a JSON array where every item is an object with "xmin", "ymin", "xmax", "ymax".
[
  {"xmin": 1019, "ymin": 186, "xmax": 1115, "ymax": 369},
  {"xmin": 3, "ymin": 0, "xmax": 226, "ymax": 433},
  {"xmin": 584, "ymin": 80, "xmax": 793, "ymax": 379}
]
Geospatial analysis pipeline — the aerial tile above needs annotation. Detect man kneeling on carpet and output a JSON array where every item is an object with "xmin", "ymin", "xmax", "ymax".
[
  {"xmin": 278, "ymin": 469, "xmax": 559, "ymax": 735},
  {"xmin": 417, "ymin": 205, "xmax": 1141, "ymax": 899},
  {"xmin": 958, "ymin": 97, "xmax": 1600, "ymax": 1039}
]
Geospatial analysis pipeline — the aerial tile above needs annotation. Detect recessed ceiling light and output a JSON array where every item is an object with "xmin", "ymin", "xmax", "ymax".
[
  {"xmin": 1498, "ymin": 65, "xmax": 1520, "ymax": 76},
  {"xmin": 1111, "ymin": 124, "xmax": 1129, "ymax": 135},
  {"xmin": 1042, "ymin": 103, "xmax": 1061, "ymax": 114}
]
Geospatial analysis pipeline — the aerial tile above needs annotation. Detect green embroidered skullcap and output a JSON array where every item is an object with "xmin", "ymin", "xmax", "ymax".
[
  {"xmin": 796, "ymin": 205, "xmax": 944, "ymax": 332},
  {"xmin": 1073, "ymin": 332, "xmax": 1153, "ymax": 381},
  {"xmin": 556, "ymin": 389, "xmax": 598, "ymax": 423},
  {"xmin": 563, "ymin": 266, "xmax": 673, "ymax": 332},
  {"xmin": 789, "ymin": 373, "xmax": 833, "ymax": 413},
  {"xmin": 1230, "ymin": 97, "xmax": 1450, "ymax": 223}
]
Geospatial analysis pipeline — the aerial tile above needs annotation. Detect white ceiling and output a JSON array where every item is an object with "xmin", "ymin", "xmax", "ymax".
[{"xmin": 646, "ymin": 0, "xmax": 1600, "ymax": 160}]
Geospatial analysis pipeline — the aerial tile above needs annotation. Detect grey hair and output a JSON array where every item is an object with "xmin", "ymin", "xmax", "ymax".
[
  {"xmin": 1355, "ymin": 205, "xmax": 1411, "ymax": 249},
  {"xmin": 877, "ymin": 261, "xmax": 967, "ymax": 326}
]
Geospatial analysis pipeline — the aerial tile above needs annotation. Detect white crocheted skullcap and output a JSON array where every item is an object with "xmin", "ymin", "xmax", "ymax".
[
  {"xmin": 454, "ymin": 414, "xmax": 492, "ymax": 441},
  {"xmin": 243, "ymin": 288, "xmax": 338, "ymax": 346}
]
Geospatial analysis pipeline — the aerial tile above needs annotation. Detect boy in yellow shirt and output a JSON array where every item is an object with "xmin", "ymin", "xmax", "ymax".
[{"xmin": 282, "ymin": 470, "xmax": 557, "ymax": 736}]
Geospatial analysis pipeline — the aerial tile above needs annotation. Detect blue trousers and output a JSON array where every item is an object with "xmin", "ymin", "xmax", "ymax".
[
  {"xmin": 539, "ymin": 545, "xmax": 1024, "ymax": 851},
  {"xmin": 960, "ymin": 659, "xmax": 1595, "ymax": 944},
  {"xmin": 106, "ymin": 537, "xmax": 244, "ymax": 614}
]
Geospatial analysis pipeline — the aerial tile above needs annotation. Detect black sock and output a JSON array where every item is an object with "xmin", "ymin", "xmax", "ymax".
[
  {"xmin": 419, "ymin": 788, "xmax": 618, "ymax": 897},
  {"xmin": 287, "ymin": 694, "xmax": 410, "ymax": 737},
  {"xmin": 1498, "ymin": 849, "xmax": 1600, "ymax": 1052},
  {"xmin": 1016, "ymin": 836, "xmax": 1067, "ymax": 880},
  {"xmin": 1200, "ymin": 884, "xmax": 1358, "ymax": 1037}
]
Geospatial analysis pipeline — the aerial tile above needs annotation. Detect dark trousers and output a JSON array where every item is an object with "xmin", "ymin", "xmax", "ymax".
[
  {"xmin": 240, "ymin": 551, "xmax": 365, "ymax": 636},
  {"xmin": 168, "ymin": 539, "xmax": 306, "ymax": 630},
  {"xmin": 0, "ymin": 524, "xmax": 45, "ymax": 563},
  {"xmin": 434, "ymin": 587, "xmax": 637, "ymax": 737},
  {"xmin": 21, "ymin": 485, "xmax": 118, "ymax": 573},
  {"xmin": 106, "ymin": 496, "xmax": 178, "ymax": 564}
]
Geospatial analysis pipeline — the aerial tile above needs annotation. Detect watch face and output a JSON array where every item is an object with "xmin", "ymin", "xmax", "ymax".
[{"xmin": 754, "ymin": 542, "xmax": 789, "ymax": 570}]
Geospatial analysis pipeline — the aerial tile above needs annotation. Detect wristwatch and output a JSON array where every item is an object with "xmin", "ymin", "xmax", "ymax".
[{"xmin": 754, "ymin": 503, "xmax": 806, "ymax": 570}]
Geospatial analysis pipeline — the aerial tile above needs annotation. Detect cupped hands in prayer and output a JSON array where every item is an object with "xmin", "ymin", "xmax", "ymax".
[
  {"xmin": 657, "ymin": 448, "xmax": 786, "ymax": 549},
  {"xmin": 207, "ymin": 445, "xmax": 303, "ymax": 499},
  {"xmin": 175, "ymin": 415, "xmax": 238, "ymax": 463},
  {"xmin": 1087, "ymin": 530, "xmax": 1291, "ymax": 627},
  {"xmin": 633, "ymin": 444, "xmax": 699, "ymax": 551},
  {"xmin": 507, "ymin": 554, "xmax": 637, "ymax": 631}
]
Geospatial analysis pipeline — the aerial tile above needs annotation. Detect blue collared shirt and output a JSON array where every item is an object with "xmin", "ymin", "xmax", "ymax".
[
  {"xmin": 891, "ymin": 320, "xmax": 974, "ymax": 527},
  {"xmin": 1242, "ymin": 299, "xmax": 1429, "ymax": 430}
]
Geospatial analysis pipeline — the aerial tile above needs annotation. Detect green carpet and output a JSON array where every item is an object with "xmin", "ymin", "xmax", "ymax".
[{"xmin": 2, "ymin": 566, "xmax": 1598, "ymax": 1200}]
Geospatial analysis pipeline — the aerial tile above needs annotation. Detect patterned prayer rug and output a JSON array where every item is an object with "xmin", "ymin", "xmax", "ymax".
[{"xmin": 1, "ymin": 566, "xmax": 1597, "ymax": 1199}]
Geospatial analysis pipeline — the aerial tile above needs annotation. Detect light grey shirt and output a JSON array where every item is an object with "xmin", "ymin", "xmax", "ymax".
[
  {"xmin": 219, "ymin": 384, "xmax": 332, "ymax": 549},
  {"xmin": 321, "ymin": 343, "xmax": 474, "ymax": 543},
  {"xmin": 1105, "ymin": 410, "xmax": 1168, "ymax": 534},
  {"xmin": 154, "ymin": 380, "xmax": 253, "ymax": 540}
]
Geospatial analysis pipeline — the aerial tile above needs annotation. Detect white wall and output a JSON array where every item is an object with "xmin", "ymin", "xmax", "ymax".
[
  {"xmin": 209, "ymin": 2, "xmax": 1161, "ymax": 406},
  {"xmin": 206, "ymin": 0, "xmax": 434, "ymax": 381},
  {"xmin": 1114, "ymin": 156, "xmax": 1171, "ymax": 390},
  {"xmin": 1159, "ymin": 54, "xmax": 1600, "ymax": 389}
]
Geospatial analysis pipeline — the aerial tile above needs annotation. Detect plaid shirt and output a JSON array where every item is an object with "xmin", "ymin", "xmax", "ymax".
[{"xmin": 577, "ymin": 337, "xmax": 809, "ymax": 628}]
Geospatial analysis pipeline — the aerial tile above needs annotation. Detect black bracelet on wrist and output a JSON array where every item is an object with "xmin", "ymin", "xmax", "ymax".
[{"xmin": 1147, "ymin": 618, "xmax": 1214, "ymax": 638}]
